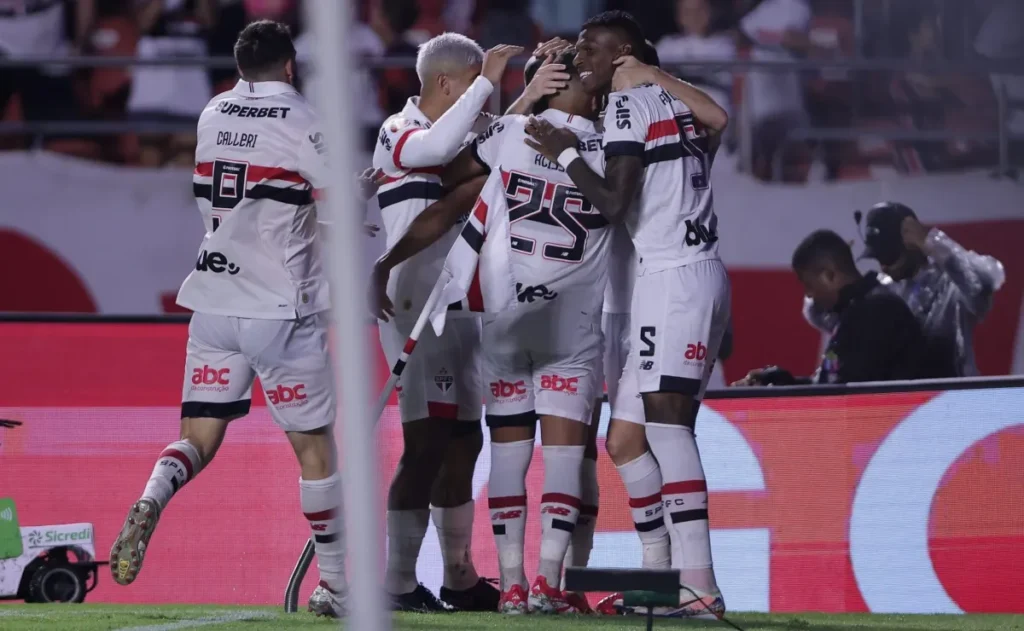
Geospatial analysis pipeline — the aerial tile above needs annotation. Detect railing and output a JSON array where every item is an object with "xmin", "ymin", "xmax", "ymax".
[{"xmin": 1, "ymin": 54, "xmax": 1021, "ymax": 179}]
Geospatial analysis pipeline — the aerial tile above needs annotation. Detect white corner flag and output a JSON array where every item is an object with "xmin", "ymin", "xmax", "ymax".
[{"xmin": 429, "ymin": 175, "xmax": 517, "ymax": 336}]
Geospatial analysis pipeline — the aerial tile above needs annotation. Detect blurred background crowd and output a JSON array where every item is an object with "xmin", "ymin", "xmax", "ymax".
[{"xmin": 0, "ymin": 0, "xmax": 1021, "ymax": 181}]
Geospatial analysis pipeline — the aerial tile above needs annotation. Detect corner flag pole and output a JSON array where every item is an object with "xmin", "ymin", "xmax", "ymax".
[{"xmin": 305, "ymin": 1, "xmax": 389, "ymax": 630}]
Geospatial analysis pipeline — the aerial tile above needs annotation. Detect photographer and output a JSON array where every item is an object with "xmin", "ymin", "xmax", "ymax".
[
  {"xmin": 734, "ymin": 230, "xmax": 936, "ymax": 387},
  {"xmin": 804, "ymin": 203, "xmax": 1005, "ymax": 377}
]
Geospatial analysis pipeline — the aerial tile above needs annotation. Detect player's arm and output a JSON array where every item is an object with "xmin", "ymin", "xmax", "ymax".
[
  {"xmin": 297, "ymin": 124, "xmax": 380, "ymax": 235},
  {"xmin": 612, "ymin": 56, "xmax": 728, "ymax": 136},
  {"xmin": 370, "ymin": 176, "xmax": 488, "ymax": 320},
  {"xmin": 524, "ymin": 101, "xmax": 646, "ymax": 224},
  {"xmin": 505, "ymin": 56, "xmax": 571, "ymax": 116},
  {"xmin": 388, "ymin": 45, "xmax": 522, "ymax": 169}
]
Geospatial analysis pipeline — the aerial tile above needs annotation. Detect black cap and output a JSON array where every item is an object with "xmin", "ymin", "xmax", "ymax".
[{"xmin": 859, "ymin": 201, "xmax": 916, "ymax": 265}]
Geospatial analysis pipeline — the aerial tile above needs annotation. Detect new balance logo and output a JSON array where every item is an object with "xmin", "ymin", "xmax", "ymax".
[
  {"xmin": 191, "ymin": 365, "xmax": 230, "ymax": 386},
  {"xmin": 266, "ymin": 384, "xmax": 307, "ymax": 405},
  {"xmin": 490, "ymin": 380, "xmax": 527, "ymax": 398},
  {"xmin": 542, "ymin": 506, "xmax": 571, "ymax": 516},
  {"xmin": 492, "ymin": 510, "xmax": 522, "ymax": 520},
  {"xmin": 540, "ymin": 375, "xmax": 578, "ymax": 394},
  {"xmin": 685, "ymin": 342, "xmax": 708, "ymax": 361},
  {"xmin": 516, "ymin": 283, "xmax": 557, "ymax": 303},
  {"xmin": 310, "ymin": 524, "xmax": 327, "ymax": 532},
  {"xmin": 195, "ymin": 250, "xmax": 241, "ymax": 275},
  {"xmin": 684, "ymin": 220, "xmax": 718, "ymax": 247},
  {"xmin": 639, "ymin": 361, "xmax": 654, "ymax": 371},
  {"xmin": 0, "ymin": 507, "xmax": 12, "ymax": 522}
]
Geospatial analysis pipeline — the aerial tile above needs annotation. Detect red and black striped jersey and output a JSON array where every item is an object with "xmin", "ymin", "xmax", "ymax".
[
  {"xmin": 178, "ymin": 80, "xmax": 329, "ymax": 319},
  {"xmin": 602, "ymin": 84, "xmax": 721, "ymax": 274}
]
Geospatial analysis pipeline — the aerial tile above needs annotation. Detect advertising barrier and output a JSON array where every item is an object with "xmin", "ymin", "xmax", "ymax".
[{"xmin": 1, "ymin": 321, "xmax": 1021, "ymax": 613}]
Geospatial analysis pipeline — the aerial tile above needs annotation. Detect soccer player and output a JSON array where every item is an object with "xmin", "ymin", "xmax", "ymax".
[
  {"xmin": 372, "ymin": 50, "xmax": 612, "ymax": 615},
  {"xmin": 109, "ymin": 21, "xmax": 347, "ymax": 617},
  {"xmin": 371, "ymin": 34, "xmax": 521, "ymax": 612},
  {"xmin": 525, "ymin": 11, "xmax": 731, "ymax": 618}
]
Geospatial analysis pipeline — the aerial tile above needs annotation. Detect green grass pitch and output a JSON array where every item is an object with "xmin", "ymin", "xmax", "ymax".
[{"xmin": 0, "ymin": 606, "xmax": 1023, "ymax": 631}]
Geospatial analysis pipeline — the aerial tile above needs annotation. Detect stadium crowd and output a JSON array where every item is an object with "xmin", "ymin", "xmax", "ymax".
[{"xmin": 1, "ymin": 0, "xmax": 1020, "ymax": 178}]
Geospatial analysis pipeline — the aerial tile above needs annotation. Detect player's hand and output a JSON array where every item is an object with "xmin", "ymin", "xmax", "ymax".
[
  {"xmin": 356, "ymin": 167, "xmax": 384, "ymax": 201},
  {"xmin": 533, "ymin": 37, "xmax": 574, "ymax": 60},
  {"xmin": 524, "ymin": 117, "xmax": 580, "ymax": 163},
  {"xmin": 900, "ymin": 216, "xmax": 929, "ymax": 251},
  {"xmin": 369, "ymin": 264, "xmax": 395, "ymax": 322},
  {"xmin": 730, "ymin": 369, "xmax": 765, "ymax": 387},
  {"xmin": 612, "ymin": 55, "xmax": 655, "ymax": 92},
  {"xmin": 364, "ymin": 223, "xmax": 380, "ymax": 237},
  {"xmin": 523, "ymin": 56, "xmax": 571, "ymax": 102},
  {"xmin": 482, "ymin": 44, "xmax": 525, "ymax": 87}
]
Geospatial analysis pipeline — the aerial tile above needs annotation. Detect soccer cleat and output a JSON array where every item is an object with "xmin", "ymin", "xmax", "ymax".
[
  {"xmin": 109, "ymin": 498, "xmax": 161, "ymax": 586},
  {"xmin": 595, "ymin": 592, "xmax": 624, "ymax": 615},
  {"xmin": 308, "ymin": 581, "xmax": 348, "ymax": 617},
  {"xmin": 662, "ymin": 585, "xmax": 727, "ymax": 619},
  {"xmin": 564, "ymin": 591, "xmax": 593, "ymax": 614},
  {"xmin": 527, "ymin": 576, "xmax": 578, "ymax": 614},
  {"xmin": 439, "ymin": 577, "xmax": 501, "ymax": 612},
  {"xmin": 498, "ymin": 583, "xmax": 529, "ymax": 614},
  {"xmin": 390, "ymin": 583, "xmax": 456, "ymax": 613}
]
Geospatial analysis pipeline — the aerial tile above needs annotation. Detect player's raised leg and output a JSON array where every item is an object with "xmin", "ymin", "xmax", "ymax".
[
  {"xmin": 110, "ymin": 313, "xmax": 253, "ymax": 586},
  {"xmin": 635, "ymin": 261, "xmax": 730, "ymax": 619}
]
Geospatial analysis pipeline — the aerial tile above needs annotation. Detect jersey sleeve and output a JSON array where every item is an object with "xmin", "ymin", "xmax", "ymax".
[
  {"xmin": 601, "ymin": 90, "xmax": 651, "ymax": 161},
  {"xmin": 296, "ymin": 122, "xmax": 330, "ymax": 190},
  {"xmin": 376, "ymin": 76, "xmax": 495, "ymax": 171},
  {"xmin": 469, "ymin": 115, "xmax": 518, "ymax": 171}
]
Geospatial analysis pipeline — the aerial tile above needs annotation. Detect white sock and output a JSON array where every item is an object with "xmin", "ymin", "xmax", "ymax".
[
  {"xmin": 564, "ymin": 456, "xmax": 599, "ymax": 571},
  {"xmin": 300, "ymin": 472, "xmax": 346, "ymax": 592},
  {"xmin": 537, "ymin": 445, "xmax": 585, "ymax": 586},
  {"xmin": 141, "ymin": 440, "xmax": 202, "ymax": 510},
  {"xmin": 488, "ymin": 439, "xmax": 533, "ymax": 591},
  {"xmin": 385, "ymin": 509, "xmax": 429, "ymax": 595},
  {"xmin": 431, "ymin": 501, "xmax": 480, "ymax": 591},
  {"xmin": 617, "ymin": 451, "xmax": 671, "ymax": 569},
  {"xmin": 646, "ymin": 423, "xmax": 717, "ymax": 593}
]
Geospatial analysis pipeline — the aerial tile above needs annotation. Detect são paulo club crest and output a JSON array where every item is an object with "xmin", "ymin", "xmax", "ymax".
[{"xmin": 434, "ymin": 368, "xmax": 453, "ymax": 393}]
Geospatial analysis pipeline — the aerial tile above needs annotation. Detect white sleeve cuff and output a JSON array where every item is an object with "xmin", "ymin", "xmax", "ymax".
[{"xmin": 557, "ymin": 147, "xmax": 581, "ymax": 169}]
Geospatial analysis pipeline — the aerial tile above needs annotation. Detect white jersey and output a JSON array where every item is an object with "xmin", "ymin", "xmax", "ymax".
[
  {"xmin": 603, "ymin": 224, "xmax": 636, "ymax": 314},
  {"xmin": 602, "ymin": 84, "xmax": 720, "ymax": 273},
  {"xmin": 177, "ymin": 80, "xmax": 329, "ymax": 319},
  {"xmin": 471, "ymin": 109, "xmax": 611, "ymax": 315},
  {"xmin": 373, "ymin": 76, "xmax": 495, "ymax": 317}
]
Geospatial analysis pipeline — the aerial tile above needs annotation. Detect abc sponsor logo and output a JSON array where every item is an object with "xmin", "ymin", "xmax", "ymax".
[
  {"xmin": 684, "ymin": 341, "xmax": 708, "ymax": 366},
  {"xmin": 265, "ymin": 384, "xmax": 308, "ymax": 408},
  {"xmin": 191, "ymin": 365, "xmax": 230, "ymax": 392},
  {"xmin": 540, "ymin": 375, "xmax": 578, "ymax": 395},
  {"xmin": 490, "ymin": 379, "xmax": 527, "ymax": 401}
]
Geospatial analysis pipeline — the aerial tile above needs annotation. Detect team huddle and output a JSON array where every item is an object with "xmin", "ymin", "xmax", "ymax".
[{"xmin": 108, "ymin": 10, "xmax": 731, "ymax": 621}]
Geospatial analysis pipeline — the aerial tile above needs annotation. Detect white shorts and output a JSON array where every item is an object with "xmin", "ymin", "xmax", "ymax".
[
  {"xmin": 380, "ymin": 316, "xmax": 482, "ymax": 423},
  {"xmin": 601, "ymin": 311, "xmax": 645, "ymax": 424},
  {"xmin": 626, "ymin": 259, "xmax": 731, "ymax": 399},
  {"xmin": 482, "ymin": 305, "xmax": 603, "ymax": 426},
  {"xmin": 182, "ymin": 312, "xmax": 335, "ymax": 433}
]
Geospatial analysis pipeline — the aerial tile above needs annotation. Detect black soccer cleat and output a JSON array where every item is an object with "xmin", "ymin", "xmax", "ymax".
[
  {"xmin": 439, "ymin": 577, "xmax": 501, "ymax": 612},
  {"xmin": 390, "ymin": 584, "xmax": 456, "ymax": 613}
]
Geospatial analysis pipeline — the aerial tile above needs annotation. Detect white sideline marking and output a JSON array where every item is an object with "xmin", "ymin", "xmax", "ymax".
[{"xmin": 113, "ymin": 611, "xmax": 274, "ymax": 630}]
